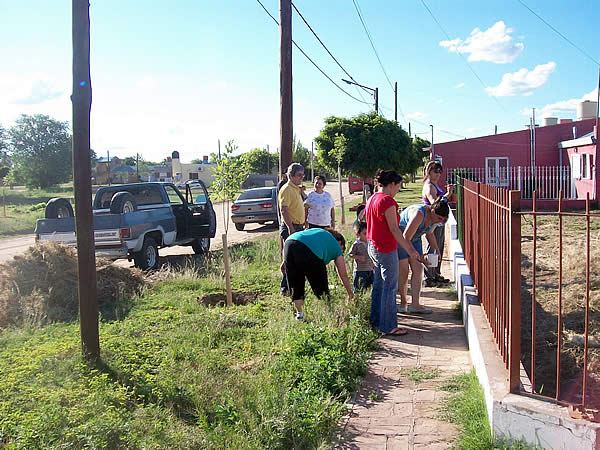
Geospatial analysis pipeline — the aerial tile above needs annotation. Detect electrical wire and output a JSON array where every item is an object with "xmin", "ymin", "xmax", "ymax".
[
  {"xmin": 291, "ymin": 1, "xmax": 371, "ymax": 97},
  {"xmin": 254, "ymin": 0, "xmax": 372, "ymax": 106},
  {"xmin": 419, "ymin": 0, "xmax": 506, "ymax": 113},
  {"xmin": 516, "ymin": 0, "xmax": 599, "ymax": 66}
]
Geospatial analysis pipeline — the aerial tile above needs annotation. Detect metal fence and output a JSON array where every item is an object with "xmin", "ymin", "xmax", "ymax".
[
  {"xmin": 457, "ymin": 178, "xmax": 600, "ymax": 412},
  {"xmin": 456, "ymin": 177, "xmax": 522, "ymax": 392},
  {"xmin": 448, "ymin": 166, "xmax": 574, "ymax": 200}
]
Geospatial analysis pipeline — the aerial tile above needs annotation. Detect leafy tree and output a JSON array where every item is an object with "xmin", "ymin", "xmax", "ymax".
[
  {"xmin": 90, "ymin": 149, "xmax": 98, "ymax": 168},
  {"xmin": 237, "ymin": 147, "xmax": 278, "ymax": 174},
  {"xmin": 0, "ymin": 124, "xmax": 9, "ymax": 167},
  {"xmin": 292, "ymin": 138, "xmax": 311, "ymax": 176},
  {"xmin": 314, "ymin": 112, "xmax": 413, "ymax": 180},
  {"xmin": 8, "ymin": 114, "xmax": 72, "ymax": 189},
  {"xmin": 411, "ymin": 136, "xmax": 430, "ymax": 174},
  {"xmin": 123, "ymin": 156, "xmax": 137, "ymax": 166},
  {"xmin": 190, "ymin": 158, "xmax": 203, "ymax": 164}
]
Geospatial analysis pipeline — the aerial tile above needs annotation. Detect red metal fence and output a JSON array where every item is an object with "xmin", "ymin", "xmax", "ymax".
[
  {"xmin": 458, "ymin": 178, "xmax": 600, "ymax": 411},
  {"xmin": 457, "ymin": 178, "xmax": 521, "ymax": 392}
]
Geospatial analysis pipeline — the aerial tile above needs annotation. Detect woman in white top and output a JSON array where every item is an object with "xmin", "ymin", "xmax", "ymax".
[{"xmin": 304, "ymin": 175, "xmax": 336, "ymax": 229}]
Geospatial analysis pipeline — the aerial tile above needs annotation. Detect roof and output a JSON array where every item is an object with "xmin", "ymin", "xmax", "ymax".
[
  {"xmin": 112, "ymin": 165, "xmax": 136, "ymax": 173},
  {"xmin": 558, "ymin": 131, "xmax": 596, "ymax": 149}
]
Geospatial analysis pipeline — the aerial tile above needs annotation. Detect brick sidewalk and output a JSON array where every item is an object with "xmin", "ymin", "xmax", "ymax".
[{"xmin": 335, "ymin": 266, "xmax": 472, "ymax": 449}]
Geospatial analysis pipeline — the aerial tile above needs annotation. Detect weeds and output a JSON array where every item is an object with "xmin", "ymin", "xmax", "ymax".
[{"xmin": 403, "ymin": 367, "xmax": 441, "ymax": 383}]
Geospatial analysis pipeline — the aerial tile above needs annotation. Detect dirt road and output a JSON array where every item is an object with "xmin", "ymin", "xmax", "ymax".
[{"xmin": 0, "ymin": 182, "xmax": 357, "ymax": 266}]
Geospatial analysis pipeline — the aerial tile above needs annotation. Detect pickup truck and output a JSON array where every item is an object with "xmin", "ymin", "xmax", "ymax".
[{"xmin": 34, "ymin": 182, "xmax": 216, "ymax": 270}]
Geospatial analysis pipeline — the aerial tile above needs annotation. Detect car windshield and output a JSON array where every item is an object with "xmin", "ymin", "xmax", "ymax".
[{"xmin": 237, "ymin": 189, "xmax": 273, "ymax": 201}]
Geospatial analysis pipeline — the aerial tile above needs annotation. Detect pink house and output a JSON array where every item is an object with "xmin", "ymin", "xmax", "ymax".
[{"xmin": 430, "ymin": 117, "xmax": 598, "ymax": 208}]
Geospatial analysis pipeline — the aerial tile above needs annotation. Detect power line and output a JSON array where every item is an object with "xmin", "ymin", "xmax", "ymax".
[
  {"xmin": 291, "ymin": 1, "xmax": 371, "ymax": 97},
  {"xmin": 254, "ymin": 0, "xmax": 372, "ymax": 106},
  {"xmin": 419, "ymin": 0, "xmax": 506, "ymax": 113},
  {"xmin": 516, "ymin": 0, "xmax": 598, "ymax": 66}
]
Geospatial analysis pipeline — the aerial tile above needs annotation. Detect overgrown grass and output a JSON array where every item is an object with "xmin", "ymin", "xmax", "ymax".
[
  {"xmin": 0, "ymin": 233, "xmax": 377, "ymax": 449},
  {"xmin": 0, "ymin": 184, "xmax": 74, "ymax": 237},
  {"xmin": 403, "ymin": 367, "xmax": 441, "ymax": 383},
  {"xmin": 440, "ymin": 370, "xmax": 534, "ymax": 449}
]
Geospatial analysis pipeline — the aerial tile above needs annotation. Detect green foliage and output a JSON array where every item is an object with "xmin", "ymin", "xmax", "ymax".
[
  {"xmin": 122, "ymin": 156, "xmax": 136, "ymax": 166},
  {"xmin": 237, "ymin": 147, "xmax": 278, "ymax": 175},
  {"xmin": 8, "ymin": 114, "xmax": 73, "ymax": 189},
  {"xmin": 315, "ymin": 112, "xmax": 413, "ymax": 179},
  {"xmin": 403, "ymin": 367, "xmax": 441, "ymax": 382},
  {"xmin": 0, "ymin": 234, "xmax": 377, "ymax": 449},
  {"xmin": 212, "ymin": 140, "xmax": 249, "ymax": 204},
  {"xmin": 292, "ymin": 138, "xmax": 311, "ymax": 175},
  {"xmin": 411, "ymin": 136, "xmax": 431, "ymax": 175}
]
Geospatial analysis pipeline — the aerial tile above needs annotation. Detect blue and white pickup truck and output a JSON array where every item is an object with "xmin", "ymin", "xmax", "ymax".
[{"xmin": 34, "ymin": 181, "xmax": 216, "ymax": 270}]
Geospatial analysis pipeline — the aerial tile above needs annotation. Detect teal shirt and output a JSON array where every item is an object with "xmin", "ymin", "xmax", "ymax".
[{"xmin": 288, "ymin": 228, "xmax": 342, "ymax": 265}]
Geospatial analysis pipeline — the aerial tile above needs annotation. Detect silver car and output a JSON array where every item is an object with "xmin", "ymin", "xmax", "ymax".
[{"xmin": 231, "ymin": 187, "xmax": 279, "ymax": 231}]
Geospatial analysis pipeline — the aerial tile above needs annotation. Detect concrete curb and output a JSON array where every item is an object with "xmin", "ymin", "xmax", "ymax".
[{"xmin": 446, "ymin": 210, "xmax": 600, "ymax": 449}]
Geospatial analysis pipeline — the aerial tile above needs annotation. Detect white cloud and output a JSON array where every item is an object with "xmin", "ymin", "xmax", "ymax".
[
  {"xmin": 522, "ymin": 88, "xmax": 598, "ymax": 118},
  {"xmin": 407, "ymin": 111, "xmax": 426, "ymax": 119},
  {"xmin": 456, "ymin": 82, "xmax": 465, "ymax": 88},
  {"xmin": 136, "ymin": 76, "xmax": 158, "ymax": 90},
  {"xmin": 485, "ymin": 62, "xmax": 556, "ymax": 97},
  {"xmin": 0, "ymin": 73, "xmax": 63, "ymax": 105},
  {"xmin": 440, "ymin": 21, "xmax": 524, "ymax": 64}
]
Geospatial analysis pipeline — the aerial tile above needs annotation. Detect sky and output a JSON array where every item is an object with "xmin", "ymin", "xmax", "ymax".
[{"xmin": 2, "ymin": 0, "xmax": 600, "ymax": 164}]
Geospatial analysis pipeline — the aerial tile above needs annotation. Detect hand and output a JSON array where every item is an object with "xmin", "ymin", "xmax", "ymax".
[{"xmin": 287, "ymin": 225, "xmax": 294, "ymax": 236}]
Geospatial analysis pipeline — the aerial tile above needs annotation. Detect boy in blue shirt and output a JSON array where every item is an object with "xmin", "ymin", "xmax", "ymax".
[{"xmin": 349, "ymin": 221, "xmax": 374, "ymax": 292}]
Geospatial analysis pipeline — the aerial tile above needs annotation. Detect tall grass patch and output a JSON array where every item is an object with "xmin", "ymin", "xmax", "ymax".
[{"xmin": 0, "ymin": 231, "xmax": 376, "ymax": 449}]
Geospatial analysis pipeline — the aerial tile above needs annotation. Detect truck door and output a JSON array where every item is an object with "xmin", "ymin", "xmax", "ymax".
[
  {"xmin": 186, "ymin": 182, "xmax": 216, "ymax": 238},
  {"xmin": 164, "ymin": 184, "xmax": 192, "ymax": 240}
]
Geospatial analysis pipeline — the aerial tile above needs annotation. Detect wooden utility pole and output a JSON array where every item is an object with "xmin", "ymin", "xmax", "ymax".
[
  {"xmin": 374, "ymin": 87, "xmax": 379, "ymax": 115},
  {"xmin": 394, "ymin": 81, "xmax": 397, "ymax": 122},
  {"xmin": 72, "ymin": 0, "xmax": 99, "ymax": 361},
  {"xmin": 279, "ymin": 0, "xmax": 293, "ymax": 176}
]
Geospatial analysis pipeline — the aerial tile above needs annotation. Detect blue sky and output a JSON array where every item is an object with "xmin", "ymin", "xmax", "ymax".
[{"xmin": 2, "ymin": 0, "xmax": 599, "ymax": 163}]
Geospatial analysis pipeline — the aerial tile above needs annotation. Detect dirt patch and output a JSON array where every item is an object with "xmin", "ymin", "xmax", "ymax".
[
  {"xmin": 197, "ymin": 291, "xmax": 259, "ymax": 307},
  {"xmin": 520, "ymin": 213, "xmax": 600, "ymax": 407},
  {"xmin": 0, "ymin": 242, "xmax": 145, "ymax": 329}
]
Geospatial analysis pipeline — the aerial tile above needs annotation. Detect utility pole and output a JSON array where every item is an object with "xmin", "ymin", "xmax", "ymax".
[
  {"xmin": 430, "ymin": 125, "xmax": 434, "ymax": 156},
  {"xmin": 266, "ymin": 144, "xmax": 270, "ymax": 174},
  {"xmin": 218, "ymin": 139, "xmax": 221, "ymax": 160},
  {"xmin": 310, "ymin": 141, "xmax": 314, "ymax": 181},
  {"xmin": 107, "ymin": 150, "xmax": 110, "ymax": 185},
  {"xmin": 394, "ymin": 81, "xmax": 397, "ymax": 122},
  {"xmin": 409, "ymin": 122, "xmax": 411, "ymax": 137},
  {"xmin": 72, "ymin": 0, "xmax": 99, "ymax": 361},
  {"xmin": 136, "ymin": 152, "xmax": 139, "ymax": 181},
  {"xmin": 280, "ymin": 0, "xmax": 293, "ymax": 176},
  {"xmin": 374, "ymin": 87, "xmax": 379, "ymax": 115}
]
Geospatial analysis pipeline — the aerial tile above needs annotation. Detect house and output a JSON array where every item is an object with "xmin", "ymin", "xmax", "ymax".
[
  {"xmin": 430, "ymin": 101, "xmax": 598, "ymax": 208},
  {"xmin": 170, "ymin": 151, "xmax": 216, "ymax": 186}
]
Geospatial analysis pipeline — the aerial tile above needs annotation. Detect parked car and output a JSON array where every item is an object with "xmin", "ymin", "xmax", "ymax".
[
  {"xmin": 231, "ymin": 186, "xmax": 278, "ymax": 231},
  {"xmin": 348, "ymin": 176, "xmax": 373, "ymax": 194},
  {"xmin": 35, "ymin": 182, "xmax": 216, "ymax": 270}
]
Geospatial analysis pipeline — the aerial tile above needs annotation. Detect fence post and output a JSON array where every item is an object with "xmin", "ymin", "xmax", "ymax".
[
  {"xmin": 456, "ymin": 178, "xmax": 464, "ymax": 248},
  {"xmin": 508, "ymin": 190, "xmax": 521, "ymax": 393}
]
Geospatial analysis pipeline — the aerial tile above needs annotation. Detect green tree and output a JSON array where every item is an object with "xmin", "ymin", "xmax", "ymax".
[
  {"xmin": 123, "ymin": 156, "xmax": 137, "ymax": 166},
  {"xmin": 0, "ymin": 124, "xmax": 9, "ymax": 167},
  {"xmin": 8, "ymin": 114, "xmax": 72, "ymax": 188},
  {"xmin": 190, "ymin": 158, "xmax": 203, "ymax": 164},
  {"xmin": 411, "ymin": 136, "xmax": 430, "ymax": 174},
  {"xmin": 314, "ymin": 112, "xmax": 413, "ymax": 180},
  {"xmin": 237, "ymin": 147, "xmax": 278, "ymax": 174},
  {"xmin": 292, "ymin": 138, "xmax": 311, "ymax": 176}
]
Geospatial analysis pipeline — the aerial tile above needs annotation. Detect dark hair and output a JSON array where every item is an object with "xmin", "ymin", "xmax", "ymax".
[
  {"xmin": 430, "ymin": 196, "xmax": 449, "ymax": 218},
  {"xmin": 327, "ymin": 229, "xmax": 346, "ymax": 252},
  {"xmin": 356, "ymin": 204, "xmax": 365, "ymax": 218},
  {"xmin": 314, "ymin": 175, "xmax": 326, "ymax": 186},
  {"xmin": 423, "ymin": 160, "xmax": 443, "ymax": 180},
  {"xmin": 353, "ymin": 221, "xmax": 367, "ymax": 234},
  {"xmin": 374, "ymin": 169, "xmax": 402, "ymax": 187}
]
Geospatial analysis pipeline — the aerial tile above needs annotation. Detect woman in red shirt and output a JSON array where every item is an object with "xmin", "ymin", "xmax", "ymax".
[{"xmin": 365, "ymin": 170, "xmax": 422, "ymax": 336}]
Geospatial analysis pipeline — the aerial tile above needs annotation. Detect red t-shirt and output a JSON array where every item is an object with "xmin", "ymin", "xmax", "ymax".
[{"xmin": 365, "ymin": 192, "xmax": 399, "ymax": 253}]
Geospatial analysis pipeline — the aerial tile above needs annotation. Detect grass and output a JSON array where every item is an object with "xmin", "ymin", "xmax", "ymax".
[
  {"xmin": 0, "ymin": 184, "xmax": 75, "ymax": 238},
  {"xmin": 0, "ymin": 230, "xmax": 378, "ymax": 449},
  {"xmin": 403, "ymin": 367, "xmax": 441, "ymax": 383},
  {"xmin": 440, "ymin": 370, "xmax": 535, "ymax": 450}
]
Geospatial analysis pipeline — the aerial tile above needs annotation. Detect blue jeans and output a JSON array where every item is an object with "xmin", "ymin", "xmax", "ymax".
[
  {"xmin": 353, "ymin": 270, "xmax": 374, "ymax": 293},
  {"xmin": 368, "ymin": 242, "xmax": 399, "ymax": 333}
]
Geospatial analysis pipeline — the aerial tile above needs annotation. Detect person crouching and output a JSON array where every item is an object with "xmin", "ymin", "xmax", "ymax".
[{"xmin": 281, "ymin": 228, "xmax": 354, "ymax": 321}]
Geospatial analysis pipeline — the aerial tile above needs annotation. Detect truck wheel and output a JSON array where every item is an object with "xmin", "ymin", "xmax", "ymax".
[
  {"xmin": 110, "ymin": 192, "xmax": 137, "ymax": 214},
  {"xmin": 192, "ymin": 237, "xmax": 210, "ymax": 255},
  {"xmin": 133, "ymin": 237, "xmax": 159, "ymax": 270},
  {"xmin": 235, "ymin": 223, "xmax": 245, "ymax": 231},
  {"xmin": 45, "ymin": 198, "xmax": 74, "ymax": 219}
]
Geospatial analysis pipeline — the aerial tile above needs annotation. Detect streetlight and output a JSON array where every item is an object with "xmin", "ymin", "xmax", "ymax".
[{"xmin": 342, "ymin": 79, "xmax": 378, "ymax": 114}]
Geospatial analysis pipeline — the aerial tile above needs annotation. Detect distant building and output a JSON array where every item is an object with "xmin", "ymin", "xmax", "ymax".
[{"xmin": 170, "ymin": 151, "xmax": 216, "ymax": 186}]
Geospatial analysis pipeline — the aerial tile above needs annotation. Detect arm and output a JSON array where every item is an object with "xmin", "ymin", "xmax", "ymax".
[
  {"xmin": 445, "ymin": 184, "xmax": 455, "ymax": 198},
  {"xmin": 425, "ymin": 228, "xmax": 440, "ymax": 255},
  {"xmin": 334, "ymin": 255, "xmax": 354, "ymax": 299},
  {"xmin": 383, "ymin": 206, "xmax": 421, "ymax": 261},
  {"xmin": 423, "ymin": 182, "xmax": 438, "ymax": 204},
  {"xmin": 281, "ymin": 206, "xmax": 294, "ymax": 235},
  {"xmin": 330, "ymin": 207, "xmax": 336, "ymax": 229}
]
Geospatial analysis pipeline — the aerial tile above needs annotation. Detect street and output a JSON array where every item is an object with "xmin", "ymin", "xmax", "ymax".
[{"xmin": 0, "ymin": 181, "xmax": 356, "ymax": 266}]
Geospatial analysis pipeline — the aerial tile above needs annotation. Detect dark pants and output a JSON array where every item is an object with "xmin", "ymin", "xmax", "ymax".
[
  {"xmin": 307, "ymin": 223, "xmax": 329, "ymax": 229},
  {"xmin": 353, "ymin": 270, "xmax": 374, "ymax": 293},
  {"xmin": 280, "ymin": 223, "xmax": 305, "ymax": 292},
  {"xmin": 283, "ymin": 239, "xmax": 329, "ymax": 300},
  {"xmin": 424, "ymin": 223, "xmax": 445, "ymax": 280}
]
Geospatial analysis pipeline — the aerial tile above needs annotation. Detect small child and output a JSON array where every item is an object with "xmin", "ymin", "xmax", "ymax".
[{"xmin": 349, "ymin": 221, "xmax": 374, "ymax": 292}]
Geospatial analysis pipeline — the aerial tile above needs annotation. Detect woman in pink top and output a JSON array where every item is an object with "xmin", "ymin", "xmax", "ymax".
[{"xmin": 365, "ymin": 169, "xmax": 422, "ymax": 336}]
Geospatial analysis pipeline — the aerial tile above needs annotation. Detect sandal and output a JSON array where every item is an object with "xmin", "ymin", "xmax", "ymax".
[
  {"xmin": 398, "ymin": 305, "xmax": 408, "ymax": 313},
  {"xmin": 386, "ymin": 327, "xmax": 408, "ymax": 336},
  {"xmin": 408, "ymin": 306, "xmax": 433, "ymax": 314}
]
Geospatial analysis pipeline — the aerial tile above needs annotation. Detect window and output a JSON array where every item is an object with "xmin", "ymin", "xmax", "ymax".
[
  {"xmin": 189, "ymin": 172, "xmax": 198, "ymax": 180},
  {"xmin": 164, "ymin": 185, "xmax": 184, "ymax": 205},
  {"xmin": 582, "ymin": 154, "xmax": 589, "ymax": 179},
  {"xmin": 238, "ymin": 188, "xmax": 274, "ymax": 200},
  {"xmin": 485, "ymin": 157, "xmax": 509, "ymax": 186}
]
